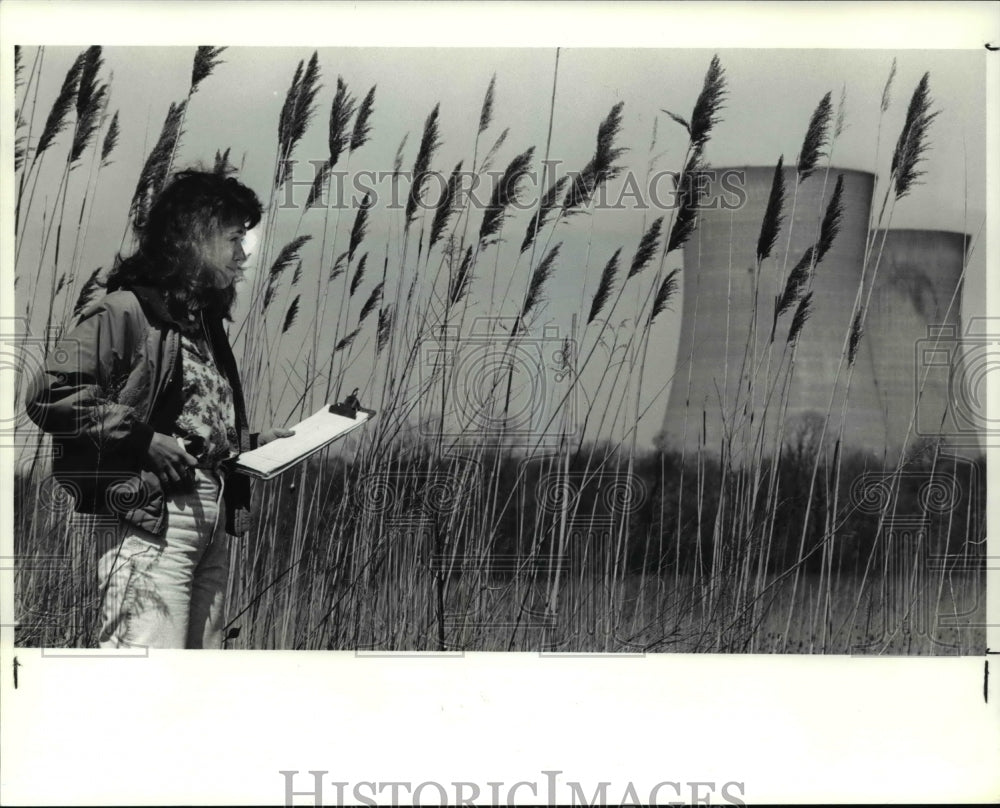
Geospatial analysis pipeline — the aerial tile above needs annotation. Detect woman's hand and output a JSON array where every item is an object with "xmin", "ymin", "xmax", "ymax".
[
  {"xmin": 145, "ymin": 433, "xmax": 198, "ymax": 492},
  {"xmin": 257, "ymin": 427, "xmax": 296, "ymax": 446}
]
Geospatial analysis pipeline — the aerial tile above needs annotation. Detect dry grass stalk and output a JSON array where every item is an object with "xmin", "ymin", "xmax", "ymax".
[
  {"xmin": 282, "ymin": 295, "xmax": 300, "ymax": 334},
  {"xmin": 350, "ymin": 254, "xmax": 367, "ymax": 297},
  {"xmin": 349, "ymin": 193, "xmax": 372, "ymax": 261},
  {"xmin": 755, "ymin": 156, "xmax": 785, "ymax": 264},
  {"xmin": 891, "ymin": 72, "xmax": 937, "ymax": 200},
  {"xmin": 517, "ymin": 241, "xmax": 562, "ymax": 331},
  {"xmin": 350, "ymin": 85, "xmax": 376, "ymax": 152},
  {"xmin": 666, "ymin": 150, "xmax": 705, "ymax": 254},
  {"xmin": 359, "ymin": 281, "xmax": 383, "ymax": 323},
  {"xmin": 647, "ymin": 268, "xmax": 680, "ymax": 325},
  {"xmin": 376, "ymin": 304, "xmax": 394, "ymax": 354},
  {"xmin": 430, "ymin": 161, "xmax": 464, "ymax": 250},
  {"xmin": 276, "ymin": 52, "xmax": 322, "ymax": 188},
  {"xmin": 129, "ymin": 100, "xmax": 187, "ymax": 231},
  {"xmin": 449, "ymin": 245, "xmax": 474, "ymax": 306},
  {"xmin": 520, "ymin": 175, "xmax": 568, "ymax": 255},
  {"xmin": 797, "ymin": 92, "xmax": 832, "ymax": 183},
  {"xmin": 479, "ymin": 73, "xmax": 496, "ymax": 135},
  {"xmin": 628, "ymin": 216, "xmax": 663, "ymax": 279},
  {"xmin": 479, "ymin": 146, "xmax": 535, "ymax": 246},
  {"xmin": 33, "ymin": 49, "xmax": 86, "ymax": 165},
  {"xmin": 787, "ymin": 291, "xmax": 813, "ymax": 345},
  {"xmin": 191, "ymin": 46, "xmax": 226, "ymax": 95},
  {"xmin": 405, "ymin": 103, "xmax": 442, "ymax": 228},
  {"xmin": 588, "ymin": 247, "xmax": 622, "ymax": 324}
]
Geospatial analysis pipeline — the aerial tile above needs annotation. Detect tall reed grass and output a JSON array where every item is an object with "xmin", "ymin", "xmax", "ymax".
[{"xmin": 11, "ymin": 48, "xmax": 985, "ymax": 653}]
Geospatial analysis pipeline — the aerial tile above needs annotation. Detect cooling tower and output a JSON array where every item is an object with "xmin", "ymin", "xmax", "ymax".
[
  {"xmin": 868, "ymin": 229, "xmax": 974, "ymax": 456},
  {"xmin": 661, "ymin": 166, "xmax": 885, "ymax": 459}
]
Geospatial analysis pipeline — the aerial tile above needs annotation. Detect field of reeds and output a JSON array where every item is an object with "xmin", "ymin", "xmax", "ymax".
[{"xmin": 11, "ymin": 46, "xmax": 986, "ymax": 653}]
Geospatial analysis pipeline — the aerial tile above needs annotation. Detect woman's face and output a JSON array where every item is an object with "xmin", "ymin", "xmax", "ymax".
[{"xmin": 199, "ymin": 220, "xmax": 248, "ymax": 289}]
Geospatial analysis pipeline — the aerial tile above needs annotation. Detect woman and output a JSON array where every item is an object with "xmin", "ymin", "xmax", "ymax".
[{"xmin": 26, "ymin": 169, "xmax": 293, "ymax": 649}]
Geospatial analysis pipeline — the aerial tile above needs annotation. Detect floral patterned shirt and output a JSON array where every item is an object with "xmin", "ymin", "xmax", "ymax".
[{"xmin": 174, "ymin": 331, "xmax": 238, "ymax": 467}]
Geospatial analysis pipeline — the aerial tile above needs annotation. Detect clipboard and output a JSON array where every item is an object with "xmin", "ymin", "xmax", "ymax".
[{"xmin": 232, "ymin": 389, "xmax": 376, "ymax": 480}]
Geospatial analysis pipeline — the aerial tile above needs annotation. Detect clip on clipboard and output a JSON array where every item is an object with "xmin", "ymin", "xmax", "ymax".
[
  {"xmin": 328, "ymin": 388, "xmax": 377, "ymax": 420},
  {"xmin": 233, "ymin": 389, "xmax": 377, "ymax": 480}
]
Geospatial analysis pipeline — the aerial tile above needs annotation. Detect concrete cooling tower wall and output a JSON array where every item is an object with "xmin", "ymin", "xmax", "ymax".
[
  {"xmin": 661, "ymin": 166, "xmax": 884, "ymax": 459},
  {"xmin": 868, "ymin": 229, "xmax": 973, "ymax": 457}
]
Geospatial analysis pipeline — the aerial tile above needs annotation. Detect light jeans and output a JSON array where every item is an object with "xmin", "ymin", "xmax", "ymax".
[{"xmin": 94, "ymin": 468, "xmax": 230, "ymax": 649}]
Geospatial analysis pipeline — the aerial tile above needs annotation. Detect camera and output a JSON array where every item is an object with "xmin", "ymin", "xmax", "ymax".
[
  {"xmin": 418, "ymin": 317, "xmax": 578, "ymax": 448},
  {"xmin": 914, "ymin": 318, "xmax": 999, "ymax": 448}
]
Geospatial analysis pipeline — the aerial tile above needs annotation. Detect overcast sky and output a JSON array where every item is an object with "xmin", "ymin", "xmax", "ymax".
[{"xmin": 7, "ymin": 11, "xmax": 992, "ymax": 448}]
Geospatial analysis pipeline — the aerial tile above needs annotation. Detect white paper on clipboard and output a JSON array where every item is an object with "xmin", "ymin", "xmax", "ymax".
[{"xmin": 232, "ymin": 406, "xmax": 372, "ymax": 480}]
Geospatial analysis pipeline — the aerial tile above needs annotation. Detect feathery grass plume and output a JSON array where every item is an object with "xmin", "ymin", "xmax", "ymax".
[
  {"xmin": 270, "ymin": 235, "xmax": 312, "ymax": 281},
  {"xmin": 262, "ymin": 282, "xmax": 277, "ymax": 311},
  {"xmin": 405, "ymin": 103, "xmax": 442, "ymax": 227},
  {"xmin": 756, "ymin": 156, "xmax": 785, "ymax": 264},
  {"xmin": 449, "ymin": 245, "xmax": 475, "ymax": 306},
  {"xmin": 334, "ymin": 326, "xmax": 361, "ymax": 353},
  {"xmin": 430, "ymin": 160, "xmax": 464, "ymax": 250},
  {"xmin": 305, "ymin": 159, "xmax": 332, "ymax": 208},
  {"xmin": 54, "ymin": 273, "xmax": 68, "ymax": 296},
  {"xmin": 100, "ymin": 110, "xmax": 120, "ymax": 166},
  {"xmin": 71, "ymin": 80, "xmax": 107, "ymax": 164},
  {"xmin": 350, "ymin": 85, "xmax": 376, "ymax": 152},
  {"xmin": 815, "ymin": 173, "xmax": 845, "ymax": 263},
  {"xmin": 563, "ymin": 102, "xmax": 627, "ymax": 214},
  {"xmin": 479, "ymin": 127, "xmax": 509, "ymax": 174},
  {"xmin": 661, "ymin": 108, "xmax": 693, "ymax": 138},
  {"xmin": 277, "ymin": 59, "xmax": 304, "ymax": 156},
  {"xmin": 15, "ymin": 47, "xmax": 28, "ymax": 169},
  {"xmin": 72, "ymin": 267, "xmax": 104, "ymax": 319},
  {"xmin": 891, "ymin": 72, "xmax": 938, "ymax": 200},
  {"xmin": 588, "ymin": 248, "xmax": 621, "ymax": 324},
  {"xmin": 276, "ymin": 52, "xmax": 322, "ymax": 187},
  {"xmin": 479, "ymin": 146, "xmax": 535, "ymax": 245},
  {"xmin": 796, "ymin": 92, "xmax": 832, "ymax": 183},
  {"xmin": 689, "ymin": 54, "xmax": 727, "ymax": 150},
  {"xmin": 628, "ymin": 216, "xmax": 663, "ymax": 279},
  {"xmin": 350, "ymin": 253, "xmax": 368, "ymax": 297},
  {"xmin": 666, "ymin": 149, "xmax": 706, "ymax": 253},
  {"xmin": 359, "ymin": 281, "xmax": 383, "ymax": 323},
  {"xmin": 519, "ymin": 242, "xmax": 562, "ymax": 329},
  {"xmin": 881, "ymin": 57, "xmax": 897, "ymax": 113},
  {"xmin": 392, "ymin": 133, "xmax": 409, "ymax": 181},
  {"xmin": 191, "ymin": 46, "xmax": 226, "ymax": 95},
  {"xmin": 349, "ymin": 192, "xmax": 372, "ymax": 261},
  {"xmin": 847, "ymin": 309, "xmax": 864, "ymax": 365},
  {"xmin": 329, "ymin": 250, "xmax": 349, "ymax": 282},
  {"xmin": 787, "ymin": 291, "xmax": 812, "ymax": 345},
  {"xmin": 291, "ymin": 259, "xmax": 303, "ymax": 287},
  {"xmin": 328, "ymin": 77, "xmax": 356, "ymax": 168},
  {"xmin": 834, "ymin": 84, "xmax": 847, "ymax": 138},
  {"xmin": 129, "ymin": 100, "xmax": 187, "ymax": 230},
  {"xmin": 376, "ymin": 304, "xmax": 394, "ymax": 354},
  {"xmin": 264, "ymin": 236, "xmax": 311, "ymax": 310},
  {"xmin": 73, "ymin": 47, "xmax": 103, "ymax": 123},
  {"xmin": 479, "ymin": 73, "xmax": 496, "ymax": 135},
  {"xmin": 213, "ymin": 147, "xmax": 236, "ymax": 175},
  {"xmin": 775, "ymin": 246, "xmax": 814, "ymax": 321},
  {"xmin": 520, "ymin": 175, "xmax": 568, "ymax": 254},
  {"xmin": 648, "ymin": 268, "xmax": 680, "ymax": 326},
  {"xmin": 282, "ymin": 295, "xmax": 301, "ymax": 334},
  {"xmin": 34, "ymin": 49, "xmax": 86, "ymax": 164}
]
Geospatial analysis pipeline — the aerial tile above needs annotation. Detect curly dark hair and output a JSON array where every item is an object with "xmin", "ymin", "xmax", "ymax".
[{"xmin": 106, "ymin": 170, "xmax": 263, "ymax": 326}]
